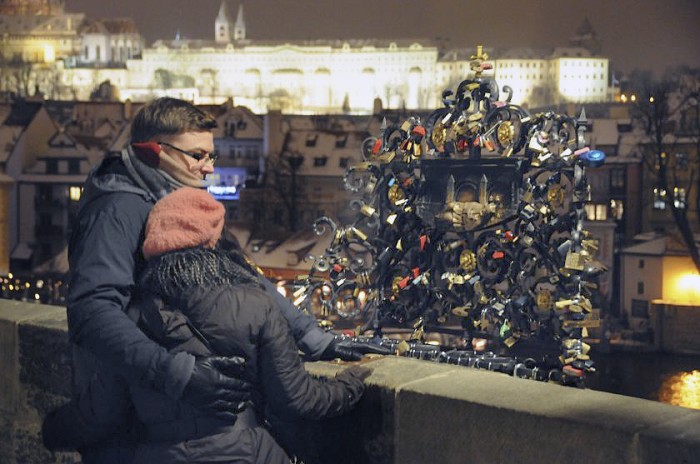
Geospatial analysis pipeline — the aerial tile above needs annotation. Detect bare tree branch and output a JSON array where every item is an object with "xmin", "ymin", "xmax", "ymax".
[{"xmin": 629, "ymin": 68, "xmax": 700, "ymax": 273}]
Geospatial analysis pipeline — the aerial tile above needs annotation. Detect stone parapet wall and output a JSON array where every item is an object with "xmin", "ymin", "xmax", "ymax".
[
  {"xmin": 0, "ymin": 300, "xmax": 78, "ymax": 464},
  {"xmin": 2, "ymin": 299, "xmax": 700, "ymax": 464},
  {"xmin": 650, "ymin": 302, "xmax": 700, "ymax": 355}
]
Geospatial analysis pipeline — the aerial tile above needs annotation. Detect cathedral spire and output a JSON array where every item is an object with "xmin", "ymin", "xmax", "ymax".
[
  {"xmin": 215, "ymin": 0, "xmax": 232, "ymax": 43},
  {"xmin": 569, "ymin": 17, "xmax": 601, "ymax": 55},
  {"xmin": 234, "ymin": 2, "xmax": 245, "ymax": 41}
]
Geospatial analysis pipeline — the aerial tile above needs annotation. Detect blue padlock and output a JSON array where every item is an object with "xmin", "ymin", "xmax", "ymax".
[{"xmin": 579, "ymin": 149, "xmax": 605, "ymax": 167}]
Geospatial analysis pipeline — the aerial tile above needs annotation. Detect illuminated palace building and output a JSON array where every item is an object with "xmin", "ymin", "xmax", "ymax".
[{"xmin": 1, "ymin": 1, "xmax": 609, "ymax": 112}]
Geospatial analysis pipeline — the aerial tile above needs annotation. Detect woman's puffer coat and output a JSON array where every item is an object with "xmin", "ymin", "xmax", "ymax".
[{"xmin": 127, "ymin": 283, "xmax": 367, "ymax": 463}]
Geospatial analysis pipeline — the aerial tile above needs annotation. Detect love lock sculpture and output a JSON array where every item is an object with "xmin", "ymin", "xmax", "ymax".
[{"xmin": 295, "ymin": 46, "xmax": 607, "ymax": 386}]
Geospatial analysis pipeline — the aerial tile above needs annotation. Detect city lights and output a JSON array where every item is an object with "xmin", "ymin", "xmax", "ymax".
[
  {"xmin": 69, "ymin": 186, "xmax": 82, "ymax": 201},
  {"xmin": 676, "ymin": 272, "xmax": 700, "ymax": 304},
  {"xmin": 42, "ymin": 44, "xmax": 55, "ymax": 63},
  {"xmin": 658, "ymin": 370, "xmax": 700, "ymax": 410}
]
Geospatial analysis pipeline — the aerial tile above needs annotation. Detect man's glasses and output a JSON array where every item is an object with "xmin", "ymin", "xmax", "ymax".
[{"xmin": 158, "ymin": 141, "xmax": 219, "ymax": 165}]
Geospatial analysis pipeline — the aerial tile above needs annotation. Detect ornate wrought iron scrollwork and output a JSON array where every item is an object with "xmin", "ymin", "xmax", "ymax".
[{"xmin": 296, "ymin": 46, "xmax": 607, "ymax": 386}]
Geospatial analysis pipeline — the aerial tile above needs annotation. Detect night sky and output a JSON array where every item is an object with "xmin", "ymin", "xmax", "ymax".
[{"xmin": 65, "ymin": 0, "xmax": 700, "ymax": 75}]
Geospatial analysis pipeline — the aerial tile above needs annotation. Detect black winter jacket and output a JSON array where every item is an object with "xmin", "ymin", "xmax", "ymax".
[{"xmin": 138, "ymin": 284, "xmax": 365, "ymax": 422}]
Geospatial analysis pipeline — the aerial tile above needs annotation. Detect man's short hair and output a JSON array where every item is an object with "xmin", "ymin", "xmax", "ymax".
[{"xmin": 130, "ymin": 97, "xmax": 217, "ymax": 143}]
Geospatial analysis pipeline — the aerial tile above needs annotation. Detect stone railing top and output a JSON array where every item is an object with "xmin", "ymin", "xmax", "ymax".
[{"xmin": 2, "ymin": 299, "xmax": 700, "ymax": 464}]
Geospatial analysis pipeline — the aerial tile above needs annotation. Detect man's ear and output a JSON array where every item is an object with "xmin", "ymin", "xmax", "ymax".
[{"xmin": 132, "ymin": 142, "xmax": 162, "ymax": 167}]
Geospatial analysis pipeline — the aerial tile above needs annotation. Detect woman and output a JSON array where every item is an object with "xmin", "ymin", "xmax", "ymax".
[{"xmin": 45, "ymin": 187, "xmax": 371, "ymax": 463}]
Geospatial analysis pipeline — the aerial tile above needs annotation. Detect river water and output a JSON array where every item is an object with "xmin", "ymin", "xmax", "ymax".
[{"xmin": 585, "ymin": 351, "xmax": 700, "ymax": 410}]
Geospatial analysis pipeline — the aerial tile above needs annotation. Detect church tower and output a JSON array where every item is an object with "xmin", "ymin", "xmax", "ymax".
[
  {"xmin": 569, "ymin": 17, "xmax": 602, "ymax": 55},
  {"xmin": 233, "ymin": 2, "xmax": 245, "ymax": 41},
  {"xmin": 215, "ymin": 0, "xmax": 232, "ymax": 44}
]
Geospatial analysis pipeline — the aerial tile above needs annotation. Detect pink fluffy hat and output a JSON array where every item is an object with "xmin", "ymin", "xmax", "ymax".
[{"xmin": 142, "ymin": 187, "xmax": 225, "ymax": 259}]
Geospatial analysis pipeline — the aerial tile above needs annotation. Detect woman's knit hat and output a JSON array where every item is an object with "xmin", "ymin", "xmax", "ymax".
[{"xmin": 142, "ymin": 187, "xmax": 225, "ymax": 259}]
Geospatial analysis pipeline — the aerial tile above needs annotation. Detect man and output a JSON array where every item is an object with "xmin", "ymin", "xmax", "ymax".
[{"xmin": 66, "ymin": 97, "xmax": 382, "ymax": 462}]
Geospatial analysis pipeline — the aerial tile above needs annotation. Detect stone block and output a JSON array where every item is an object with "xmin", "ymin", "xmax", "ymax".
[
  {"xmin": 0, "ymin": 301, "xmax": 77, "ymax": 464},
  {"xmin": 638, "ymin": 413, "xmax": 700, "ymax": 463},
  {"xmin": 0, "ymin": 301, "xmax": 65, "ymax": 413},
  {"xmin": 393, "ymin": 359, "xmax": 700, "ymax": 464}
]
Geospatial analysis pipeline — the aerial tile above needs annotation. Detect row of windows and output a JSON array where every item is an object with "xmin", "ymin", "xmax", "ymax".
[
  {"xmin": 561, "ymin": 74, "xmax": 606, "ymax": 80},
  {"xmin": 653, "ymin": 187, "xmax": 687, "ymax": 210},
  {"xmin": 83, "ymin": 45, "xmax": 138, "ymax": 62},
  {"xmin": 225, "ymin": 119, "xmax": 248, "ymax": 136},
  {"xmin": 500, "ymin": 62, "xmax": 546, "ymax": 69},
  {"xmin": 559, "ymin": 61, "xmax": 606, "ymax": 68},
  {"xmin": 45, "ymin": 159, "xmax": 81, "ymax": 175},
  {"xmin": 499, "ymin": 61, "xmax": 606, "ymax": 69},
  {"xmin": 560, "ymin": 87, "xmax": 606, "ymax": 94},
  {"xmin": 36, "ymin": 185, "xmax": 82, "ymax": 202},
  {"xmin": 498, "ymin": 74, "xmax": 545, "ymax": 80},
  {"xmin": 584, "ymin": 199, "xmax": 624, "ymax": 222},
  {"xmin": 312, "ymin": 156, "xmax": 351, "ymax": 168},
  {"xmin": 305, "ymin": 135, "xmax": 348, "ymax": 148}
]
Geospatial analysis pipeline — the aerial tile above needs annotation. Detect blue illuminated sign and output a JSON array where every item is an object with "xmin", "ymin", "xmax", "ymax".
[{"xmin": 205, "ymin": 167, "xmax": 247, "ymax": 200}]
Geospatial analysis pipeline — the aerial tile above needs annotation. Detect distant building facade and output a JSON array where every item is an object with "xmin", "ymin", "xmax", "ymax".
[
  {"xmin": 0, "ymin": 0, "xmax": 83, "ymax": 64},
  {"xmin": 0, "ymin": 99, "xmax": 132, "ymax": 271},
  {"xmin": 1, "ymin": 1, "xmax": 610, "ymax": 112},
  {"xmin": 79, "ymin": 18, "xmax": 144, "ymax": 67}
]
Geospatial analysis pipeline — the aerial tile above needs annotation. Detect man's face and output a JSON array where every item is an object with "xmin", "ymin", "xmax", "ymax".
[{"xmin": 156, "ymin": 130, "xmax": 215, "ymax": 178}]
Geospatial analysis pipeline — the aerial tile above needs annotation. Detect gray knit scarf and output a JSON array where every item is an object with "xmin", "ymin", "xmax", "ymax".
[{"xmin": 121, "ymin": 145, "xmax": 182, "ymax": 201}]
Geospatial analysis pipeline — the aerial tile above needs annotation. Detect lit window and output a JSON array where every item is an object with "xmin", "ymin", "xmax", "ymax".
[
  {"xmin": 610, "ymin": 199, "xmax": 624, "ymax": 220},
  {"xmin": 653, "ymin": 188, "xmax": 667, "ymax": 210},
  {"xmin": 595, "ymin": 204, "xmax": 607, "ymax": 220},
  {"xmin": 674, "ymin": 187, "xmax": 687, "ymax": 209},
  {"xmin": 69, "ymin": 186, "xmax": 82, "ymax": 201},
  {"xmin": 584, "ymin": 203, "xmax": 608, "ymax": 221}
]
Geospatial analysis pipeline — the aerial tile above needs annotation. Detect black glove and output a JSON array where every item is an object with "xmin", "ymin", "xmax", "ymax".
[
  {"xmin": 321, "ymin": 338, "xmax": 393, "ymax": 361},
  {"xmin": 181, "ymin": 356, "xmax": 251, "ymax": 421},
  {"xmin": 335, "ymin": 365, "xmax": 373, "ymax": 409}
]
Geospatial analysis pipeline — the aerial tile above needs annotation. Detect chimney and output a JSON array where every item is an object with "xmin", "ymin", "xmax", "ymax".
[
  {"xmin": 123, "ymin": 99, "xmax": 132, "ymax": 120},
  {"xmin": 264, "ymin": 110, "xmax": 284, "ymax": 157},
  {"xmin": 373, "ymin": 97, "xmax": 383, "ymax": 115}
]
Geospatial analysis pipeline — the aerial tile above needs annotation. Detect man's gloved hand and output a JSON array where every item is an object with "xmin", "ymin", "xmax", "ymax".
[
  {"xmin": 181, "ymin": 356, "xmax": 251, "ymax": 421},
  {"xmin": 321, "ymin": 338, "xmax": 393, "ymax": 361}
]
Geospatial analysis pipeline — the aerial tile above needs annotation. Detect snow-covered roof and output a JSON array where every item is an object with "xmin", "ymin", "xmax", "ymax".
[
  {"xmin": 622, "ymin": 235, "xmax": 697, "ymax": 257},
  {"xmin": 227, "ymin": 224, "xmax": 333, "ymax": 273}
]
